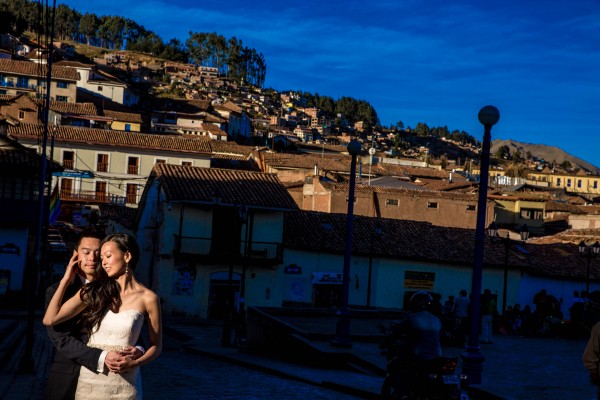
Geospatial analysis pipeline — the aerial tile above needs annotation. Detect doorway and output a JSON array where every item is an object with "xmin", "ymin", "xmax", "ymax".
[{"xmin": 208, "ymin": 271, "xmax": 241, "ymax": 320}]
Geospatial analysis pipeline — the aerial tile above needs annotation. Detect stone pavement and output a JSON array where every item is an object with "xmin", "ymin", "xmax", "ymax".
[
  {"xmin": 0, "ymin": 313, "xmax": 597, "ymax": 400},
  {"xmin": 168, "ymin": 316, "xmax": 597, "ymax": 400}
]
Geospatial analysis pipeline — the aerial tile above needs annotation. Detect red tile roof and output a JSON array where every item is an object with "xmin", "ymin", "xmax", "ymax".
[
  {"xmin": 320, "ymin": 181, "xmax": 481, "ymax": 202},
  {"xmin": 151, "ymin": 164, "xmax": 298, "ymax": 210},
  {"xmin": 8, "ymin": 123, "xmax": 212, "ymax": 153},
  {"xmin": 0, "ymin": 59, "xmax": 78, "ymax": 81},
  {"xmin": 263, "ymin": 152, "xmax": 353, "ymax": 173},
  {"xmin": 284, "ymin": 210, "xmax": 590, "ymax": 280}
]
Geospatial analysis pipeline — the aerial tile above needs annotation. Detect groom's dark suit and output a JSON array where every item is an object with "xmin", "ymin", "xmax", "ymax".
[{"xmin": 44, "ymin": 277, "xmax": 102, "ymax": 400}]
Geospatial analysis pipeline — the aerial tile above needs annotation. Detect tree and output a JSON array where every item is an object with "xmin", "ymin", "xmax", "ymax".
[
  {"xmin": 495, "ymin": 145, "xmax": 511, "ymax": 160},
  {"xmin": 561, "ymin": 160, "xmax": 572, "ymax": 169},
  {"xmin": 79, "ymin": 12, "xmax": 99, "ymax": 46},
  {"xmin": 395, "ymin": 120, "xmax": 404, "ymax": 131}
]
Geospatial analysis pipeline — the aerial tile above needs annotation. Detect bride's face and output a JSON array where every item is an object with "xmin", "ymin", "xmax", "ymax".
[{"xmin": 100, "ymin": 241, "xmax": 130, "ymax": 278}]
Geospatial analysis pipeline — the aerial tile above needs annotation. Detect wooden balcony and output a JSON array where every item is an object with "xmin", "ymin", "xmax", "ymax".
[
  {"xmin": 173, "ymin": 235, "xmax": 283, "ymax": 267},
  {"xmin": 60, "ymin": 190, "xmax": 125, "ymax": 205}
]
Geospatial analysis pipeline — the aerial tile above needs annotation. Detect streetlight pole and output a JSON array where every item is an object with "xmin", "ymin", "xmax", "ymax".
[
  {"xmin": 332, "ymin": 139, "xmax": 361, "ymax": 348},
  {"xmin": 461, "ymin": 105, "xmax": 499, "ymax": 386},
  {"xmin": 579, "ymin": 241, "xmax": 600, "ymax": 294},
  {"xmin": 487, "ymin": 223, "xmax": 529, "ymax": 315},
  {"xmin": 367, "ymin": 224, "xmax": 382, "ymax": 308}
]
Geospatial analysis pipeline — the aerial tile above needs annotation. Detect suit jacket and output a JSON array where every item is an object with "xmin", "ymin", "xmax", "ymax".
[{"xmin": 44, "ymin": 278, "xmax": 102, "ymax": 400}]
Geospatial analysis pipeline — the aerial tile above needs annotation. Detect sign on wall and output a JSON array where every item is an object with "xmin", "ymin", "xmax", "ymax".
[
  {"xmin": 312, "ymin": 272, "xmax": 343, "ymax": 284},
  {"xmin": 404, "ymin": 271, "xmax": 435, "ymax": 290},
  {"xmin": 172, "ymin": 264, "xmax": 196, "ymax": 296}
]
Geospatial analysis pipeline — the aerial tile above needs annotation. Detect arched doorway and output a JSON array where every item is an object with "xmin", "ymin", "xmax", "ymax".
[{"xmin": 208, "ymin": 271, "xmax": 241, "ymax": 320}]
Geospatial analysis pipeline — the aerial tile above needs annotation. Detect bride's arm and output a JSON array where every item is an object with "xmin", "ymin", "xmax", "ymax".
[
  {"xmin": 43, "ymin": 252, "xmax": 87, "ymax": 326},
  {"xmin": 130, "ymin": 292, "xmax": 162, "ymax": 368}
]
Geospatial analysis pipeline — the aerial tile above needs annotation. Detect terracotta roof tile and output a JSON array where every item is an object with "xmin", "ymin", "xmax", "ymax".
[
  {"xmin": 8, "ymin": 123, "xmax": 212, "ymax": 153},
  {"xmin": 263, "ymin": 152, "xmax": 353, "ymax": 172},
  {"xmin": 152, "ymin": 163, "xmax": 298, "ymax": 210},
  {"xmin": 48, "ymin": 100, "xmax": 97, "ymax": 116},
  {"xmin": 320, "ymin": 181, "xmax": 481, "ymax": 202},
  {"xmin": 103, "ymin": 109, "xmax": 143, "ymax": 123},
  {"xmin": 284, "ymin": 210, "xmax": 591, "ymax": 281},
  {"xmin": 0, "ymin": 59, "xmax": 78, "ymax": 81}
]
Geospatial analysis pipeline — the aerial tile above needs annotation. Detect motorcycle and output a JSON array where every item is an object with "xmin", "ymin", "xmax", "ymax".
[{"xmin": 379, "ymin": 323, "xmax": 469, "ymax": 400}]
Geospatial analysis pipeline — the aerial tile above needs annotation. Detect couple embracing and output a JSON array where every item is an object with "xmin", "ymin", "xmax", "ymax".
[{"xmin": 43, "ymin": 230, "xmax": 162, "ymax": 400}]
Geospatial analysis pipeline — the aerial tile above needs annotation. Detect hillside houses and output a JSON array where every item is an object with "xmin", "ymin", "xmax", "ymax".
[{"xmin": 4, "ymin": 38, "xmax": 600, "ymax": 321}]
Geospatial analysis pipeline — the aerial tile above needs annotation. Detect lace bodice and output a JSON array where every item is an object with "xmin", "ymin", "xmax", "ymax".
[{"xmin": 88, "ymin": 309, "xmax": 145, "ymax": 350}]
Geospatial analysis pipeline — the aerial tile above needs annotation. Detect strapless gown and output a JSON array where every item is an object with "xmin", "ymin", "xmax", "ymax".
[{"xmin": 75, "ymin": 309, "xmax": 145, "ymax": 400}]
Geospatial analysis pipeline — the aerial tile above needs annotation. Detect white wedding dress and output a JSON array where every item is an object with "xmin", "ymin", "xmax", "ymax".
[{"xmin": 75, "ymin": 309, "xmax": 145, "ymax": 400}]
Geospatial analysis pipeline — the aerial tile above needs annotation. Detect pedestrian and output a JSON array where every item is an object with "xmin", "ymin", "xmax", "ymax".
[
  {"xmin": 44, "ymin": 233, "xmax": 162, "ymax": 400},
  {"xmin": 480, "ymin": 289, "xmax": 496, "ymax": 344},
  {"xmin": 582, "ymin": 292, "xmax": 600, "ymax": 399},
  {"xmin": 44, "ymin": 229, "xmax": 143, "ymax": 400},
  {"xmin": 454, "ymin": 289, "xmax": 470, "ymax": 344}
]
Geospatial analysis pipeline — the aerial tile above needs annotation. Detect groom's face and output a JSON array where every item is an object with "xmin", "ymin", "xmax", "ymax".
[{"xmin": 76, "ymin": 237, "xmax": 101, "ymax": 280}]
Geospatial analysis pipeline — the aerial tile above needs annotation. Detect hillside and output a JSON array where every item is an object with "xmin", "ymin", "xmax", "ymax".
[{"xmin": 491, "ymin": 139, "xmax": 599, "ymax": 174}]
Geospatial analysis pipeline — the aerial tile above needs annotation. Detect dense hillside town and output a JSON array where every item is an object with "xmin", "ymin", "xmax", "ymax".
[{"xmin": 2, "ymin": 26, "xmax": 600, "ymax": 331}]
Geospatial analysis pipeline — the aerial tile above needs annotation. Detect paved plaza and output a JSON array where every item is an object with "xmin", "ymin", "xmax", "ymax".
[{"xmin": 0, "ymin": 314, "xmax": 597, "ymax": 400}]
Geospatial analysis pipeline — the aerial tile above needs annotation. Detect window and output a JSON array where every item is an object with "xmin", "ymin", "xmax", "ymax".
[
  {"xmin": 125, "ymin": 124, "xmax": 131, "ymax": 132},
  {"xmin": 18, "ymin": 110, "xmax": 25, "ymax": 119},
  {"xmin": 63, "ymin": 151, "xmax": 75, "ymax": 169},
  {"xmin": 60, "ymin": 178, "xmax": 73, "ymax": 197},
  {"xmin": 578, "ymin": 180, "xmax": 582, "ymax": 188},
  {"xmin": 466, "ymin": 205, "xmax": 476, "ymax": 211},
  {"xmin": 97, "ymin": 153, "xmax": 109, "ymax": 172},
  {"xmin": 520, "ymin": 208, "xmax": 543, "ymax": 220},
  {"xmin": 97, "ymin": 86, "xmax": 103, "ymax": 91},
  {"xmin": 17, "ymin": 76, "xmax": 28, "ymax": 88},
  {"xmin": 126, "ymin": 183, "xmax": 138, "ymax": 204},
  {"xmin": 556, "ymin": 178, "xmax": 561, "ymax": 186},
  {"xmin": 595, "ymin": 181, "xmax": 598, "ymax": 189},
  {"xmin": 56, "ymin": 96, "xmax": 68, "ymax": 102},
  {"xmin": 155, "ymin": 159, "xmax": 166, "ymax": 164},
  {"xmin": 56, "ymin": 81, "xmax": 68, "ymax": 89},
  {"xmin": 567, "ymin": 179, "xmax": 571, "ymax": 187},
  {"xmin": 181, "ymin": 161, "xmax": 192, "ymax": 167},
  {"xmin": 386, "ymin": 199, "xmax": 399, "ymax": 206},
  {"xmin": 427, "ymin": 202, "xmax": 438, "ymax": 209},
  {"xmin": 127, "ymin": 157, "xmax": 139, "ymax": 175},
  {"xmin": 95, "ymin": 181, "xmax": 107, "ymax": 202}
]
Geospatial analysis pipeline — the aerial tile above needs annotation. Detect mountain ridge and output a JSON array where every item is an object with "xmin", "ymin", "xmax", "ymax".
[{"xmin": 490, "ymin": 139, "xmax": 599, "ymax": 174}]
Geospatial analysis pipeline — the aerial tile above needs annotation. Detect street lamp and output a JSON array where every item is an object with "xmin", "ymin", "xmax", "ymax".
[
  {"xmin": 578, "ymin": 240, "xmax": 600, "ymax": 294},
  {"xmin": 487, "ymin": 223, "xmax": 529, "ymax": 315},
  {"xmin": 461, "ymin": 105, "xmax": 499, "ymax": 386},
  {"xmin": 367, "ymin": 224, "xmax": 382, "ymax": 308},
  {"xmin": 332, "ymin": 139, "xmax": 361, "ymax": 348}
]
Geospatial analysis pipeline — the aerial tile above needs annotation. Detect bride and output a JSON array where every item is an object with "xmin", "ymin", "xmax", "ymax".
[{"xmin": 44, "ymin": 233, "xmax": 162, "ymax": 400}]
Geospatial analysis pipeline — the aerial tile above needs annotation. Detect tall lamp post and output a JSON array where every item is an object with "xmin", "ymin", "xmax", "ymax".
[
  {"xmin": 578, "ymin": 240, "xmax": 600, "ymax": 294},
  {"xmin": 461, "ymin": 105, "xmax": 499, "ymax": 386},
  {"xmin": 487, "ymin": 223, "xmax": 529, "ymax": 315},
  {"xmin": 367, "ymin": 224, "xmax": 382, "ymax": 308},
  {"xmin": 332, "ymin": 139, "xmax": 361, "ymax": 348}
]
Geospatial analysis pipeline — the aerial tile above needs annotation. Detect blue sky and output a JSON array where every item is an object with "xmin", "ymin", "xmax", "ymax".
[{"xmin": 59, "ymin": 0, "xmax": 600, "ymax": 167}]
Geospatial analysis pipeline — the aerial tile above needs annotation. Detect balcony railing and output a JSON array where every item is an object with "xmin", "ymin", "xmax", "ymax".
[
  {"xmin": 62, "ymin": 159, "xmax": 74, "ymax": 169},
  {"xmin": 173, "ymin": 235, "xmax": 283, "ymax": 266},
  {"xmin": 60, "ymin": 190, "xmax": 125, "ymax": 205}
]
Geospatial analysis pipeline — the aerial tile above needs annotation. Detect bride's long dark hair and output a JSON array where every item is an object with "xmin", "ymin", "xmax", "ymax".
[{"xmin": 79, "ymin": 234, "xmax": 140, "ymax": 334}]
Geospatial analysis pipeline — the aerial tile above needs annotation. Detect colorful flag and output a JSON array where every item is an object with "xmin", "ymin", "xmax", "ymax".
[{"xmin": 49, "ymin": 184, "xmax": 61, "ymax": 224}]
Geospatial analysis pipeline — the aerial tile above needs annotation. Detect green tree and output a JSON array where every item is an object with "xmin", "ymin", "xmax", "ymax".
[{"xmin": 79, "ymin": 12, "xmax": 99, "ymax": 46}]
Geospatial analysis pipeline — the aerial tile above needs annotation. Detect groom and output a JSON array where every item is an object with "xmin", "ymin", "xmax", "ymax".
[{"xmin": 44, "ymin": 229, "xmax": 142, "ymax": 400}]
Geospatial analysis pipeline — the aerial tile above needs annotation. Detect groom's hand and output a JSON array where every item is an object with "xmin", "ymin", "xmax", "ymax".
[
  {"xmin": 105, "ymin": 351, "xmax": 128, "ymax": 373},
  {"xmin": 120, "ymin": 346, "xmax": 143, "ymax": 360}
]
